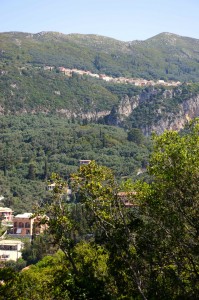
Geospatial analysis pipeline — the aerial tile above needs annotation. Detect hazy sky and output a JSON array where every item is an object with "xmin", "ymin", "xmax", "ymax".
[{"xmin": 1, "ymin": 0, "xmax": 199, "ymax": 41}]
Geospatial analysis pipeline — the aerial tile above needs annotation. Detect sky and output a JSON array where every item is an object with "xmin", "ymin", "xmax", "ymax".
[{"xmin": 1, "ymin": 0, "xmax": 199, "ymax": 41}]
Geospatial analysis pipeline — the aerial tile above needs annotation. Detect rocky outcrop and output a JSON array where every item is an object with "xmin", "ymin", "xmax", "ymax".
[
  {"xmin": 56, "ymin": 108, "xmax": 110, "ymax": 120},
  {"xmin": 142, "ymin": 94, "xmax": 199, "ymax": 135},
  {"xmin": 118, "ymin": 95, "xmax": 139, "ymax": 118},
  {"xmin": 105, "ymin": 87, "xmax": 199, "ymax": 136},
  {"xmin": 0, "ymin": 105, "xmax": 4, "ymax": 115},
  {"xmin": 117, "ymin": 88, "xmax": 168, "ymax": 119},
  {"xmin": 105, "ymin": 89, "xmax": 165, "ymax": 126}
]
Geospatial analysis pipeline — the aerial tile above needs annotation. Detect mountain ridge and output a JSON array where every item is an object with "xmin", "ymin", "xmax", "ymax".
[
  {"xmin": 1, "ymin": 30, "xmax": 199, "ymax": 134},
  {"xmin": 2, "ymin": 30, "xmax": 199, "ymax": 42}
]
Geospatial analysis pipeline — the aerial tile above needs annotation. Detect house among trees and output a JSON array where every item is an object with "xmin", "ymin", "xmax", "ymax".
[
  {"xmin": 47, "ymin": 182, "xmax": 56, "ymax": 191},
  {"xmin": 47, "ymin": 182, "xmax": 71, "ymax": 198},
  {"xmin": 0, "ymin": 240, "xmax": 24, "ymax": 262},
  {"xmin": 0, "ymin": 207, "xmax": 13, "ymax": 224},
  {"xmin": 117, "ymin": 192, "xmax": 137, "ymax": 207},
  {"xmin": 13, "ymin": 213, "xmax": 48, "ymax": 236},
  {"xmin": 79, "ymin": 160, "xmax": 91, "ymax": 165}
]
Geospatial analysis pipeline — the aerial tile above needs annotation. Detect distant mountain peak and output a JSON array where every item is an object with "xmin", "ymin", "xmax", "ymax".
[
  {"xmin": 146, "ymin": 32, "xmax": 180, "ymax": 40},
  {"xmin": 161, "ymin": 32, "xmax": 180, "ymax": 36}
]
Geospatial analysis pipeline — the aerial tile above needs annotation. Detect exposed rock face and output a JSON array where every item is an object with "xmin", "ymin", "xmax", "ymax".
[
  {"xmin": 118, "ymin": 95, "xmax": 139, "ymax": 118},
  {"xmin": 143, "ymin": 94, "xmax": 199, "ymax": 135},
  {"xmin": 104, "ymin": 87, "xmax": 199, "ymax": 135},
  {"xmin": 118, "ymin": 95, "xmax": 132, "ymax": 117},
  {"xmin": 105, "ymin": 90, "xmax": 161, "ymax": 126},
  {"xmin": 163, "ymin": 89, "xmax": 174, "ymax": 99},
  {"xmin": 56, "ymin": 109, "xmax": 110, "ymax": 120},
  {"xmin": 117, "ymin": 89, "xmax": 164, "ymax": 119},
  {"xmin": 0, "ymin": 105, "xmax": 4, "ymax": 115}
]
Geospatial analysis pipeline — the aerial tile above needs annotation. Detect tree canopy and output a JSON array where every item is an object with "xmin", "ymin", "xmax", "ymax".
[{"xmin": 1, "ymin": 120, "xmax": 199, "ymax": 299}]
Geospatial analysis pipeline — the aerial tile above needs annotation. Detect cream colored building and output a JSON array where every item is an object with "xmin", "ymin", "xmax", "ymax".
[
  {"xmin": 0, "ymin": 239, "xmax": 24, "ymax": 261},
  {"xmin": 79, "ymin": 160, "xmax": 91, "ymax": 165}
]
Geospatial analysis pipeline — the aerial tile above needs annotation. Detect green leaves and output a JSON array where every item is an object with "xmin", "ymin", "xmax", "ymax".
[
  {"xmin": 72, "ymin": 161, "xmax": 115, "ymax": 202},
  {"xmin": 4, "ymin": 119, "xmax": 199, "ymax": 298},
  {"xmin": 134, "ymin": 120, "xmax": 199, "ymax": 298},
  {"xmin": 0, "ymin": 115, "xmax": 150, "ymax": 212}
]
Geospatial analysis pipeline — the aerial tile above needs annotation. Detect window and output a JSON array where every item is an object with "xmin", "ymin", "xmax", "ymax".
[
  {"xmin": 19, "ymin": 222, "xmax": 24, "ymax": 228},
  {"xmin": 25, "ymin": 222, "xmax": 30, "ymax": 228},
  {"xmin": 0, "ymin": 254, "xmax": 9, "ymax": 259},
  {"xmin": 0, "ymin": 245, "xmax": 17, "ymax": 251}
]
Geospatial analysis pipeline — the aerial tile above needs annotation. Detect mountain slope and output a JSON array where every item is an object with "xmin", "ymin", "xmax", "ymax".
[
  {"xmin": 1, "ymin": 31, "xmax": 199, "ymax": 134},
  {"xmin": 1, "ymin": 31, "xmax": 199, "ymax": 80}
]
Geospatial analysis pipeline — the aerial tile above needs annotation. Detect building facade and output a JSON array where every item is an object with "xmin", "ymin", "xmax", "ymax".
[
  {"xmin": 0, "ymin": 207, "xmax": 13, "ymax": 223},
  {"xmin": 13, "ymin": 213, "xmax": 48, "ymax": 236},
  {"xmin": 0, "ymin": 240, "xmax": 24, "ymax": 261}
]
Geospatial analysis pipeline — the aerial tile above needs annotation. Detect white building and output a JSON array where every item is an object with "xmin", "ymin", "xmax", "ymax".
[
  {"xmin": 79, "ymin": 160, "xmax": 91, "ymax": 165},
  {"xmin": 0, "ymin": 240, "xmax": 24, "ymax": 261}
]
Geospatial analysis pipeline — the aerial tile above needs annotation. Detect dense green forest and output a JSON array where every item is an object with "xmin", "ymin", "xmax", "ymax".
[
  {"xmin": 0, "ymin": 114, "xmax": 150, "ymax": 213},
  {"xmin": 1, "ymin": 121, "xmax": 199, "ymax": 299}
]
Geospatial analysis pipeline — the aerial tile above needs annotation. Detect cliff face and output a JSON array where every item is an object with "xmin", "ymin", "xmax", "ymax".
[
  {"xmin": 9, "ymin": 87, "xmax": 198, "ymax": 136},
  {"xmin": 146, "ymin": 94, "xmax": 199, "ymax": 135},
  {"xmin": 105, "ymin": 88, "xmax": 199, "ymax": 135},
  {"xmin": 118, "ymin": 95, "xmax": 139, "ymax": 117},
  {"xmin": 56, "ymin": 108, "xmax": 110, "ymax": 120}
]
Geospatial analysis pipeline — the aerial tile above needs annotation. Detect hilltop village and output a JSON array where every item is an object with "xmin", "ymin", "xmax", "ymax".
[{"xmin": 44, "ymin": 65, "xmax": 182, "ymax": 87}]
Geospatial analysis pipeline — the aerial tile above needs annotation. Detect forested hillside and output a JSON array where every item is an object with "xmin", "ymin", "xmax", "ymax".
[
  {"xmin": 2, "ymin": 31, "xmax": 199, "ymax": 134},
  {"xmin": 2, "ymin": 31, "xmax": 199, "ymax": 212},
  {"xmin": 1, "ymin": 122, "xmax": 199, "ymax": 299},
  {"xmin": 0, "ymin": 115, "xmax": 150, "ymax": 212},
  {"xmin": 1, "ymin": 30, "xmax": 199, "ymax": 299}
]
